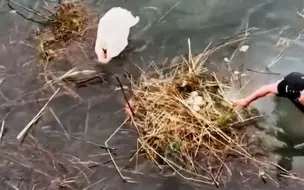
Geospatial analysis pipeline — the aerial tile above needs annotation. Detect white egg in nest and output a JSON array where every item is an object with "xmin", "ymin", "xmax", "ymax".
[
  {"xmin": 185, "ymin": 97, "xmax": 194, "ymax": 105},
  {"xmin": 193, "ymin": 96, "xmax": 204, "ymax": 106},
  {"xmin": 185, "ymin": 91, "xmax": 204, "ymax": 111},
  {"xmin": 192, "ymin": 105, "xmax": 201, "ymax": 111},
  {"xmin": 190, "ymin": 91, "xmax": 199, "ymax": 97}
]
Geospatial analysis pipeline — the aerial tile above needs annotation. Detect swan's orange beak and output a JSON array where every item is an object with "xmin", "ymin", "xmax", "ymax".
[{"xmin": 102, "ymin": 48, "xmax": 107, "ymax": 59}]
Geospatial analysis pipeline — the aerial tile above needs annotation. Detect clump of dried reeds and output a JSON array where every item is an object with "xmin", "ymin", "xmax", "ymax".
[
  {"xmin": 125, "ymin": 44, "xmax": 265, "ymax": 185},
  {"xmin": 37, "ymin": 1, "xmax": 90, "ymax": 62}
]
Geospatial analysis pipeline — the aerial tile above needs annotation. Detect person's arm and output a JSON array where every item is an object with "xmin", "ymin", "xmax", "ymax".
[{"xmin": 233, "ymin": 81, "xmax": 281, "ymax": 108}]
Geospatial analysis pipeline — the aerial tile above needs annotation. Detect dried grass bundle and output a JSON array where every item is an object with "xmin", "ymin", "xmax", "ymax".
[
  {"xmin": 37, "ymin": 1, "xmax": 91, "ymax": 61},
  {"xmin": 125, "ymin": 50, "xmax": 263, "ymax": 185}
]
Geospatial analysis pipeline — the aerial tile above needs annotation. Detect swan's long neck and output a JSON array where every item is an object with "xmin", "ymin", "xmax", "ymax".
[{"xmin": 95, "ymin": 38, "xmax": 109, "ymax": 63}]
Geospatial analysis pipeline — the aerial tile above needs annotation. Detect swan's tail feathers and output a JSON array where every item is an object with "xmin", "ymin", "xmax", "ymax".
[{"xmin": 130, "ymin": 16, "xmax": 140, "ymax": 27}]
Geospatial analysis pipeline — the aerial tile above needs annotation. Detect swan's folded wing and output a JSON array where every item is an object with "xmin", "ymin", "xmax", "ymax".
[{"xmin": 108, "ymin": 34, "xmax": 129, "ymax": 58}]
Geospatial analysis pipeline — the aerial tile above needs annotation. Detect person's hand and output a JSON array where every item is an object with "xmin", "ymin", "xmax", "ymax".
[
  {"xmin": 297, "ymin": 90, "xmax": 304, "ymax": 105},
  {"xmin": 232, "ymin": 98, "xmax": 249, "ymax": 108}
]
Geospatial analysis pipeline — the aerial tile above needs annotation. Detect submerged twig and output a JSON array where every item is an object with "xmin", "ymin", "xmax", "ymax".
[
  {"xmin": 229, "ymin": 115, "xmax": 265, "ymax": 128},
  {"xmin": 7, "ymin": 0, "xmax": 50, "ymax": 25},
  {"xmin": 157, "ymin": 1, "xmax": 180, "ymax": 23},
  {"xmin": 115, "ymin": 76, "xmax": 135, "ymax": 117},
  {"xmin": 0, "ymin": 120, "xmax": 5, "ymax": 141},
  {"xmin": 17, "ymin": 88, "xmax": 60, "ymax": 140},
  {"xmin": 75, "ymin": 75, "xmax": 105, "ymax": 87},
  {"xmin": 105, "ymin": 118, "xmax": 136, "ymax": 183},
  {"xmin": 49, "ymin": 108, "xmax": 70, "ymax": 140},
  {"xmin": 84, "ymin": 100, "xmax": 91, "ymax": 137},
  {"xmin": 246, "ymin": 69, "xmax": 280, "ymax": 76},
  {"xmin": 214, "ymin": 154, "xmax": 231, "ymax": 187}
]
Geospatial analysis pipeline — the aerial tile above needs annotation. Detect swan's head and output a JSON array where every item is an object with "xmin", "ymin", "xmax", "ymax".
[{"xmin": 95, "ymin": 40, "xmax": 112, "ymax": 64}]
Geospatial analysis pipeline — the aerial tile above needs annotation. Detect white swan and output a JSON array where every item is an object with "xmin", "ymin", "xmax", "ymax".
[{"xmin": 95, "ymin": 7, "xmax": 140, "ymax": 64}]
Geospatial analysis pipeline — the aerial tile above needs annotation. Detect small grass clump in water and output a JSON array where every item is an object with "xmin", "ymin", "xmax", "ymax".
[
  {"xmin": 125, "ymin": 51, "xmax": 262, "ymax": 185},
  {"xmin": 37, "ymin": 2, "xmax": 89, "ymax": 62}
]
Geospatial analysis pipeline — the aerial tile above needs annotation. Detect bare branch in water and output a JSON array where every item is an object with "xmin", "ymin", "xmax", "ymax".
[
  {"xmin": 115, "ymin": 75, "xmax": 135, "ymax": 117},
  {"xmin": 104, "ymin": 119, "xmax": 136, "ymax": 183},
  {"xmin": 0, "ymin": 120, "xmax": 5, "ymax": 141},
  {"xmin": 39, "ymin": 6, "xmax": 56, "ymax": 17},
  {"xmin": 75, "ymin": 76, "xmax": 105, "ymax": 87},
  {"xmin": 17, "ymin": 88, "xmax": 60, "ymax": 141},
  {"xmin": 246, "ymin": 69, "xmax": 281, "ymax": 76},
  {"xmin": 7, "ymin": 0, "xmax": 50, "ymax": 25}
]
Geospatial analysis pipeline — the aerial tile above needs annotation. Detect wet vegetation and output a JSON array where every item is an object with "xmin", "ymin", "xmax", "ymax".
[
  {"xmin": 37, "ymin": 2, "xmax": 90, "ymax": 62},
  {"xmin": 2, "ymin": 0, "xmax": 304, "ymax": 189},
  {"xmin": 123, "ymin": 42, "xmax": 268, "ymax": 185}
]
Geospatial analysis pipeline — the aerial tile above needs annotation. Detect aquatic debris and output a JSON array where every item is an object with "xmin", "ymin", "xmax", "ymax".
[
  {"xmin": 17, "ymin": 88, "xmax": 60, "ymax": 140},
  {"xmin": 234, "ymin": 70, "xmax": 240, "ymax": 75},
  {"xmin": 0, "ymin": 120, "xmax": 5, "ymax": 141},
  {"xmin": 9, "ymin": 10, "xmax": 17, "ymax": 14},
  {"xmin": 276, "ymin": 37, "xmax": 291, "ymax": 48},
  {"xmin": 37, "ymin": 1, "xmax": 90, "ymax": 62},
  {"xmin": 239, "ymin": 45, "xmax": 249, "ymax": 52},
  {"xmin": 233, "ymin": 71, "xmax": 246, "ymax": 78},
  {"xmin": 95, "ymin": 7, "xmax": 140, "ymax": 64},
  {"xmin": 224, "ymin": 57, "xmax": 230, "ymax": 62},
  {"xmin": 294, "ymin": 141, "xmax": 304, "ymax": 149},
  {"xmin": 297, "ymin": 11, "xmax": 304, "ymax": 19},
  {"xmin": 61, "ymin": 70, "xmax": 97, "ymax": 79}
]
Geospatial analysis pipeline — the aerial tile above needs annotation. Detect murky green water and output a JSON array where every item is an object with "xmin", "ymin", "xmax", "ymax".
[{"xmin": 1, "ymin": 0, "xmax": 304, "ymax": 189}]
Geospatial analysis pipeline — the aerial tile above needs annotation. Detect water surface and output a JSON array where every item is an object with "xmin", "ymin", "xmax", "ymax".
[{"xmin": 1, "ymin": 0, "xmax": 304, "ymax": 189}]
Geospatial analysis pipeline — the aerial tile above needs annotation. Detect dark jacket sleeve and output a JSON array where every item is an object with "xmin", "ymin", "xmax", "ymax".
[{"xmin": 277, "ymin": 76, "xmax": 301, "ymax": 100}]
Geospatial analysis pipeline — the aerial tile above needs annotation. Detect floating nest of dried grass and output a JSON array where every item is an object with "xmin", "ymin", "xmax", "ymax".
[
  {"xmin": 124, "ymin": 50, "xmax": 269, "ymax": 185},
  {"xmin": 37, "ymin": 1, "xmax": 96, "ymax": 62}
]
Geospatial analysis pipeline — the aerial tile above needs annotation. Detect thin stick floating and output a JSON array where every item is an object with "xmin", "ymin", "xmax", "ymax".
[
  {"xmin": 0, "ymin": 120, "xmax": 5, "ymax": 141},
  {"xmin": 246, "ymin": 69, "xmax": 280, "ymax": 76},
  {"xmin": 17, "ymin": 88, "xmax": 60, "ymax": 140}
]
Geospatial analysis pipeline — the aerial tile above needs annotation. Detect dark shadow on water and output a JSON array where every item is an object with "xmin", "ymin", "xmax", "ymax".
[
  {"xmin": 273, "ymin": 131, "xmax": 295, "ymax": 174},
  {"xmin": 270, "ymin": 97, "xmax": 304, "ymax": 181}
]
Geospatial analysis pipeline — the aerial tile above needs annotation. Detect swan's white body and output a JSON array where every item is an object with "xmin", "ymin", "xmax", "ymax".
[{"xmin": 95, "ymin": 7, "xmax": 140, "ymax": 64}]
